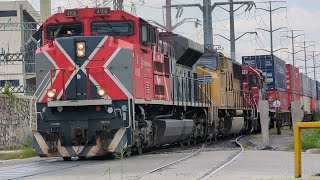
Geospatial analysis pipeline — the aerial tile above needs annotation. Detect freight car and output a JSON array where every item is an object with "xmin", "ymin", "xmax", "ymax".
[
  {"xmin": 243, "ymin": 55, "xmax": 320, "ymax": 124},
  {"xmin": 242, "ymin": 55, "xmax": 291, "ymax": 126},
  {"xmin": 32, "ymin": 7, "xmax": 262, "ymax": 160}
]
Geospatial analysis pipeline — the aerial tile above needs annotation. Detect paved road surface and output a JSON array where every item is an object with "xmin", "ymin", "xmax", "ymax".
[{"xmin": 0, "ymin": 150, "xmax": 319, "ymax": 180}]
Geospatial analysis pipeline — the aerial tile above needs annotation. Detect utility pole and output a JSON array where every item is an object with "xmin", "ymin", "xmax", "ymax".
[
  {"xmin": 166, "ymin": 0, "xmax": 172, "ymax": 31},
  {"xmin": 307, "ymin": 51, "xmax": 320, "ymax": 80},
  {"xmin": 203, "ymin": 0, "xmax": 213, "ymax": 49},
  {"xmin": 312, "ymin": 51, "xmax": 317, "ymax": 80},
  {"xmin": 165, "ymin": 0, "xmax": 255, "ymax": 50},
  {"xmin": 113, "ymin": 0, "xmax": 124, "ymax": 10},
  {"xmin": 215, "ymin": 31, "xmax": 257, "ymax": 57},
  {"xmin": 214, "ymin": 0, "xmax": 255, "ymax": 61},
  {"xmin": 256, "ymin": 1, "xmax": 286, "ymax": 57},
  {"xmin": 296, "ymin": 41, "xmax": 314, "ymax": 75},
  {"xmin": 40, "ymin": 0, "xmax": 51, "ymax": 23},
  {"xmin": 229, "ymin": 0, "xmax": 235, "ymax": 61},
  {"xmin": 282, "ymin": 30, "xmax": 304, "ymax": 67}
]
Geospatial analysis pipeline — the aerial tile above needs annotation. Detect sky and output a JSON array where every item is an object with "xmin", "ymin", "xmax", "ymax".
[{"xmin": 3, "ymin": 0, "xmax": 320, "ymax": 79}]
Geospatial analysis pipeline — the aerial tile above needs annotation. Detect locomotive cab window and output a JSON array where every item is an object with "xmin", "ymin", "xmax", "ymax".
[
  {"xmin": 47, "ymin": 23, "xmax": 83, "ymax": 40},
  {"xmin": 140, "ymin": 24, "xmax": 156, "ymax": 46},
  {"xmin": 249, "ymin": 74, "xmax": 258, "ymax": 87},
  {"xmin": 91, "ymin": 21, "xmax": 134, "ymax": 36}
]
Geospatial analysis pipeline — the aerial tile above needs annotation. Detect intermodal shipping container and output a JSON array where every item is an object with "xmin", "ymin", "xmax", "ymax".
[
  {"xmin": 310, "ymin": 79, "xmax": 317, "ymax": 98},
  {"xmin": 301, "ymin": 96, "xmax": 311, "ymax": 114},
  {"xmin": 317, "ymin": 81, "xmax": 320, "ymax": 100},
  {"xmin": 310, "ymin": 98, "xmax": 318, "ymax": 111},
  {"xmin": 286, "ymin": 64, "xmax": 301, "ymax": 93},
  {"xmin": 242, "ymin": 55, "xmax": 287, "ymax": 91},
  {"xmin": 300, "ymin": 73, "xmax": 311, "ymax": 97},
  {"xmin": 318, "ymin": 100, "xmax": 320, "ymax": 111},
  {"xmin": 288, "ymin": 92, "xmax": 300, "ymax": 105},
  {"xmin": 267, "ymin": 90, "xmax": 289, "ymax": 111}
]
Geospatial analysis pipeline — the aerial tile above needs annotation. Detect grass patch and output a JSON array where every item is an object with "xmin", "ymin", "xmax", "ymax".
[
  {"xmin": 287, "ymin": 129, "xmax": 320, "ymax": 151},
  {"xmin": 0, "ymin": 140, "xmax": 36, "ymax": 160},
  {"xmin": 301, "ymin": 129, "xmax": 320, "ymax": 151},
  {"xmin": 242, "ymin": 143, "xmax": 249, "ymax": 150},
  {"xmin": 252, "ymin": 134, "xmax": 262, "ymax": 139}
]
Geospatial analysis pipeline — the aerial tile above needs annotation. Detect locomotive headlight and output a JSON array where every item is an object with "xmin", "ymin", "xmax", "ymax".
[
  {"xmin": 98, "ymin": 88, "xmax": 105, "ymax": 97},
  {"xmin": 76, "ymin": 42, "xmax": 85, "ymax": 50},
  {"xmin": 47, "ymin": 89, "xmax": 56, "ymax": 98},
  {"xmin": 76, "ymin": 42, "xmax": 86, "ymax": 57},
  {"xmin": 76, "ymin": 49, "xmax": 85, "ymax": 57}
]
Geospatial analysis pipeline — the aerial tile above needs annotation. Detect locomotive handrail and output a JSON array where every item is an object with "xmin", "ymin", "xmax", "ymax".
[
  {"xmin": 50, "ymin": 68, "xmax": 66, "ymax": 100},
  {"xmin": 85, "ymin": 66, "xmax": 106, "ymax": 100},
  {"xmin": 30, "ymin": 70, "xmax": 51, "ymax": 130}
]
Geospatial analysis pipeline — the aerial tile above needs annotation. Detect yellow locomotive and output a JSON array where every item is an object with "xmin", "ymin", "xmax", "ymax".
[{"xmin": 197, "ymin": 51, "xmax": 260, "ymax": 136}]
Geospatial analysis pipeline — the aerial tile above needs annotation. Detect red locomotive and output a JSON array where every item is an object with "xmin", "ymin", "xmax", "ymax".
[{"xmin": 32, "ymin": 7, "xmax": 265, "ymax": 160}]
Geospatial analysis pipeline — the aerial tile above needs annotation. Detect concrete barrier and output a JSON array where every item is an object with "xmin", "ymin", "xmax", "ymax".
[
  {"xmin": 258, "ymin": 100, "xmax": 270, "ymax": 149},
  {"xmin": 0, "ymin": 94, "xmax": 36, "ymax": 148}
]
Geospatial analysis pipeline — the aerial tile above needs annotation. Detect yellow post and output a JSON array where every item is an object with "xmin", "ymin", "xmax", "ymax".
[
  {"xmin": 294, "ymin": 126, "xmax": 301, "ymax": 178},
  {"xmin": 293, "ymin": 122, "xmax": 320, "ymax": 178}
]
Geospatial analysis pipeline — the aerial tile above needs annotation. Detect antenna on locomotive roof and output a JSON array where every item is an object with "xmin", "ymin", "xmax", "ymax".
[
  {"xmin": 113, "ymin": 0, "xmax": 124, "ymax": 10},
  {"xmin": 57, "ymin": 7, "xmax": 62, "ymax": 13}
]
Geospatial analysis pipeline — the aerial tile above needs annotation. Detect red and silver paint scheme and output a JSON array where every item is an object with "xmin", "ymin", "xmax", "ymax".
[{"xmin": 33, "ymin": 7, "xmax": 210, "ymax": 159}]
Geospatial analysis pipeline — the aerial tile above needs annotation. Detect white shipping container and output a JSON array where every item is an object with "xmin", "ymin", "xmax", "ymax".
[{"xmin": 301, "ymin": 96, "xmax": 311, "ymax": 114}]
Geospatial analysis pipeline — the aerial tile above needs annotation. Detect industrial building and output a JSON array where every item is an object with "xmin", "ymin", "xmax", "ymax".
[{"xmin": 0, "ymin": 1, "xmax": 40, "ymax": 95}]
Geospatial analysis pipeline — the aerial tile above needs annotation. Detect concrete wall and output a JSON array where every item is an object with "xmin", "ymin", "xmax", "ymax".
[{"xmin": 0, "ymin": 94, "xmax": 36, "ymax": 148}]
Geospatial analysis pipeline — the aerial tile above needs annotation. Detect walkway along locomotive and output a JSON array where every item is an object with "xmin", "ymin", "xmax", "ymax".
[{"xmin": 32, "ymin": 7, "xmax": 263, "ymax": 160}]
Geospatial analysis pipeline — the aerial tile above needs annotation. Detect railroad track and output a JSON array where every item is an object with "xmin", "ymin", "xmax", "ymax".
[
  {"xmin": 0, "ymin": 158, "xmax": 102, "ymax": 180},
  {"xmin": 0, "ymin": 136, "xmax": 245, "ymax": 180},
  {"xmin": 132, "ymin": 135, "xmax": 245, "ymax": 180},
  {"xmin": 201, "ymin": 135, "xmax": 244, "ymax": 179}
]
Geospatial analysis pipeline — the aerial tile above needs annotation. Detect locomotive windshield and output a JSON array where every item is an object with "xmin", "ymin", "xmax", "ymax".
[
  {"xmin": 47, "ymin": 23, "xmax": 83, "ymax": 40},
  {"xmin": 91, "ymin": 21, "xmax": 134, "ymax": 36}
]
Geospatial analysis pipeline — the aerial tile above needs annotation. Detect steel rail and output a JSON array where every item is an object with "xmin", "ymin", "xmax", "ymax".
[
  {"xmin": 201, "ymin": 135, "xmax": 244, "ymax": 179},
  {"xmin": 132, "ymin": 143, "xmax": 205, "ymax": 180}
]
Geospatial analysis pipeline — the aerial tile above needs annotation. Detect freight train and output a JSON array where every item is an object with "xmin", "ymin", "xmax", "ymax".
[
  {"xmin": 32, "ymin": 7, "xmax": 316, "ymax": 160},
  {"xmin": 32, "ymin": 7, "xmax": 264, "ymax": 160},
  {"xmin": 242, "ymin": 55, "xmax": 319, "ymax": 123}
]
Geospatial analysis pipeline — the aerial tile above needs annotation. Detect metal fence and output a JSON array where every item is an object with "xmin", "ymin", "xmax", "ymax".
[{"xmin": 0, "ymin": 85, "xmax": 36, "ymax": 95}]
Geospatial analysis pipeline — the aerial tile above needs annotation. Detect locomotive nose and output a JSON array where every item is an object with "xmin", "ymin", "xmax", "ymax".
[{"xmin": 48, "ymin": 36, "xmax": 111, "ymax": 101}]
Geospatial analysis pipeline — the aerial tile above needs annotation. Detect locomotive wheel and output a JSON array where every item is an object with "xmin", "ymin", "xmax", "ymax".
[{"xmin": 63, "ymin": 157, "xmax": 72, "ymax": 161}]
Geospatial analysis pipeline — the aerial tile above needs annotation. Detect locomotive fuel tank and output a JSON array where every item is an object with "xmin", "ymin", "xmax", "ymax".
[
  {"xmin": 153, "ymin": 119, "xmax": 194, "ymax": 146},
  {"xmin": 229, "ymin": 117, "xmax": 245, "ymax": 134}
]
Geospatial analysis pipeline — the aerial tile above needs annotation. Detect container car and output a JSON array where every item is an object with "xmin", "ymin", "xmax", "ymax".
[
  {"xmin": 242, "ymin": 55, "xmax": 291, "ymax": 125},
  {"xmin": 242, "ymin": 55, "xmax": 287, "ymax": 91},
  {"xmin": 310, "ymin": 79, "xmax": 317, "ymax": 99},
  {"xmin": 300, "ymin": 74, "xmax": 311, "ymax": 97},
  {"xmin": 286, "ymin": 64, "xmax": 301, "ymax": 93}
]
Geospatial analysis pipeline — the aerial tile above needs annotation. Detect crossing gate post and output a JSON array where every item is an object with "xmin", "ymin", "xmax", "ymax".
[{"xmin": 294, "ymin": 122, "xmax": 320, "ymax": 178}]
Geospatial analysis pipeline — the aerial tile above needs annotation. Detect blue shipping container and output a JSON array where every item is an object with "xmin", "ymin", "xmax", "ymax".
[
  {"xmin": 310, "ymin": 79, "xmax": 317, "ymax": 98},
  {"xmin": 317, "ymin": 81, "xmax": 320, "ymax": 100},
  {"xmin": 242, "ymin": 55, "xmax": 287, "ymax": 91},
  {"xmin": 300, "ymin": 73, "xmax": 311, "ymax": 97}
]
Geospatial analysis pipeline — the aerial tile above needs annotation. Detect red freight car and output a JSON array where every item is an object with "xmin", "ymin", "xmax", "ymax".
[
  {"xmin": 288, "ymin": 92, "xmax": 300, "ymax": 106},
  {"xmin": 286, "ymin": 64, "xmax": 301, "ymax": 93},
  {"xmin": 267, "ymin": 90, "xmax": 289, "ymax": 111},
  {"xmin": 310, "ymin": 98, "xmax": 318, "ymax": 112}
]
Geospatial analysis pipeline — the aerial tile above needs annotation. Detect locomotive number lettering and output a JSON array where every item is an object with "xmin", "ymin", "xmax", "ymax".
[
  {"xmin": 65, "ymin": 10, "xmax": 78, "ymax": 17},
  {"xmin": 95, "ymin": 8, "xmax": 111, "ymax": 15}
]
